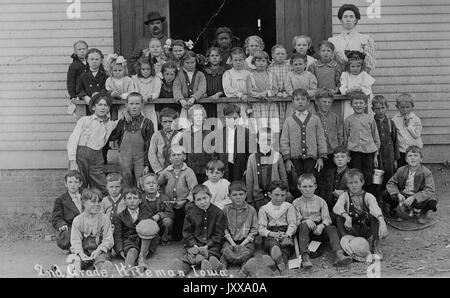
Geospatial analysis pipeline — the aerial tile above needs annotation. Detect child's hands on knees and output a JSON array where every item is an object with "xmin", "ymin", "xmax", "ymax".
[
  {"xmin": 58, "ymin": 225, "xmax": 68, "ymax": 232},
  {"xmin": 180, "ymin": 99, "xmax": 189, "ymax": 109},
  {"xmin": 90, "ymin": 249, "xmax": 101, "ymax": 260},
  {"xmin": 404, "ymin": 196, "xmax": 415, "ymax": 208},
  {"xmin": 79, "ymin": 252, "xmax": 92, "ymax": 262},
  {"xmin": 344, "ymin": 216, "xmax": 352, "ymax": 230}
]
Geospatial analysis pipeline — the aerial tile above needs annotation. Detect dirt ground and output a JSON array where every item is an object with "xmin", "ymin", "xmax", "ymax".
[{"xmin": 1, "ymin": 165, "xmax": 450, "ymax": 278}]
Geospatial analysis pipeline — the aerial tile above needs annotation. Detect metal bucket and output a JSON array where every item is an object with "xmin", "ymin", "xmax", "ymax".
[{"xmin": 372, "ymin": 169, "xmax": 384, "ymax": 185}]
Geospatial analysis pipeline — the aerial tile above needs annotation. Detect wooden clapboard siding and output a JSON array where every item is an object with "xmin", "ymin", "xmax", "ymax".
[
  {"xmin": 332, "ymin": 0, "xmax": 450, "ymax": 163},
  {"xmin": 0, "ymin": 0, "xmax": 114, "ymax": 169}
]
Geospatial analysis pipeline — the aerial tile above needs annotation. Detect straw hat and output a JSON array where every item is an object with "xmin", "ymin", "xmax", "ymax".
[
  {"xmin": 340, "ymin": 235, "xmax": 370, "ymax": 262},
  {"xmin": 136, "ymin": 219, "xmax": 160, "ymax": 240}
]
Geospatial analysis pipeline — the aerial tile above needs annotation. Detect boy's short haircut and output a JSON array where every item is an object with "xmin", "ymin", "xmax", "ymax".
[
  {"xmin": 344, "ymin": 168, "xmax": 364, "ymax": 184},
  {"xmin": 271, "ymin": 44, "xmax": 286, "ymax": 55},
  {"xmin": 73, "ymin": 40, "xmax": 88, "ymax": 49},
  {"xmin": 106, "ymin": 172, "xmax": 122, "ymax": 184},
  {"xmin": 333, "ymin": 145, "xmax": 350, "ymax": 157},
  {"xmin": 192, "ymin": 184, "xmax": 212, "ymax": 199},
  {"xmin": 65, "ymin": 170, "xmax": 82, "ymax": 183},
  {"xmin": 206, "ymin": 159, "xmax": 225, "ymax": 173},
  {"xmin": 187, "ymin": 104, "xmax": 207, "ymax": 122},
  {"xmin": 292, "ymin": 88, "xmax": 309, "ymax": 99},
  {"xmin": 405, "ymin": 145, "xmax": 423, "ymax": 157},
  {"xmin": 89, "ymin": 92, "xmax": 113, "ymax": 112},
  {"xmin": 244, "ymin": 36, "xmax": 265, "ymax": 53},
  {"xmin": 159, "ymin": 107, "xmax": 178, "ymax": 123},
  {"xmin": 396, "ymin": 93, "xmax": 414, "ymax": 107},
  {"xmin": 348, "ymin": 90, "xmax": 368, "ymax": 104},
  {"xmin": 126, "ymin": 92, "xmax": 144, "ymax": 103},
  {"xmin": 372, "ymin": 95, "xmax": 388, "ymax": 107},
  {"xmin": 141, "ymin": 172, "xmax": 158, "ymax": 182},
  {"xmin": 81, "ymin": 188, "xmax": 103, "ymax": 203},
  {"xmin": 268, "ymin": 180, "xmax": 288, "ymax": 193},
  {"xmin": 298, "ymin": 173, "xmax": 316, "ymax": 185},
  {"xmin": 123, "ymin": 187, "xmax": 142, "ymax": 198},
  {"xmin": 290, "ymin": 52, "xmax": 307, "ymax": 64},
  {"xmin": 316, "ymin": 88, "xmax": 333, "ymax": 100},
  {"xmin": 229, "ymin": 47, "xmax": 246, "ymax": 59},
  {"xmin": 251, "ymin": 50, "xmax": 270, "ymax": 65},
  {"xmin": 228, "ymin": 180, "xmax": 247, "ymax": 194},
  {"xmin": 223, "ymin": 103, "xmax": 241, "ymax": 116}
]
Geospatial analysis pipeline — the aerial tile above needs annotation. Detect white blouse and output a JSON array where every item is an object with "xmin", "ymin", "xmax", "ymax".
[{"xmin": 328, "ymin": 29, "xmax": 376, "ymax": 73}]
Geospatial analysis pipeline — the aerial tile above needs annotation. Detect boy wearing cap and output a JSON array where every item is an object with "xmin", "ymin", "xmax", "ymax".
[
  {"xmin": 172, "ymin": 184, "xmax": 227, "ymax": 277},
  {"xmin": 113, "ymin": 187, "xmax": 159, "ymax": 271},
  {"xmin": 333, "ymin": 169, "xmax": 388, "ymax": 259}
]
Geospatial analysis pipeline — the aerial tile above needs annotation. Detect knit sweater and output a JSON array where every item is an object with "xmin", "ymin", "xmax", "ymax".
[
  {"xmin": 148, "ymin": 130, "xmax": 182, "ymax": 174},
  {"xmin": 173, "ymin": 69, "xmax": 207, "ymax": 101},
  {"xmin": 246, "ymin": 151, "xmax": 288, "ymax": 204},
  {"xmin": 158, "ymin": 163, "xmax": 198, "ymax": 205},
  {"xmin": 280, "ymin": 112, "xmax": 327, "ymax": 160}
]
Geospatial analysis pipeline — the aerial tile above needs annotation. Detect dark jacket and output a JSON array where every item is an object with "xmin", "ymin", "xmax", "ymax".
[
  {"xmin": 67, "ymin": 54, "xmax": 88, "ymax": 98},
  {"xmin": 140, "ymin": 192, "xmax": 175, "ymax": 220},
  {"xmin": 386, "ymin": 165, "xmax": 438, "ymax": 204},
  {"xmin": 51, "ymin": 192, "xmax": 81, "ymax": 230},
  {"xmin": 317, "ymin": 167, "xmax": 349, "ymax": 210},
  {"xmin": 213, "ymin": 125, "xmax": 256, "ymax": 181},
  {"xmin": 375, "ymin": 116, "xmax": 400, "ymax": 181},
  {"xmin": 113, "ymin": 207, "xmax": 153, "ymax": 254},
  {"xmin": 76, "ymin": 69, "xmax": 108, "ymax": 99},
  {"xmin": 183, "ymin": 204, "xmax": 226, "ymax": 249},
  {"xmin": 109, "ymin": 114, "xmax": 155, "ymax": 167}
]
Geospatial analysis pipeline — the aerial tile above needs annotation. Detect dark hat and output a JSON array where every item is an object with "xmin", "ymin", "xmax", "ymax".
[
  {"xmin": 144, "ymin": 11, "xmax": 166, "ymax": 25},
  {"xmin": 337, "ymin": 4, "xmax": 361, "ymax": 20},
  {"xmin": 215, "ymin": 27, "xmax": 233, "ymax": 37}
]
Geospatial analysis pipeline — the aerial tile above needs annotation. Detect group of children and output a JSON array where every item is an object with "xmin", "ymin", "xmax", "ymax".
[{"xmin": 56, "ymin": 32, "xmax": 438, "ymax": 277}]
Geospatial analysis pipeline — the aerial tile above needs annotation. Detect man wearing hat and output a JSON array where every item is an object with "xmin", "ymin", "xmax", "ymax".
[{"xmin": 129, "ymin": 11, "xmax": 169, "ymax": 74}]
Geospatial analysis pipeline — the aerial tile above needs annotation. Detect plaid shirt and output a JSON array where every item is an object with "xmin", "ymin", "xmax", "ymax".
[
  {"xmin": 269, "ymin": 61, "xmax": 291, "ymax": 92},
  {"xmin": 316, "ymin": 111, "xmax": 344, "ymax": 154}
]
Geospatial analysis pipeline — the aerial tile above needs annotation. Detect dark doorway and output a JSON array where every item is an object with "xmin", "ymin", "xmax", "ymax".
[{"xmin": 169, "ymin": 0, "xmax": 277, "ymax": 55}]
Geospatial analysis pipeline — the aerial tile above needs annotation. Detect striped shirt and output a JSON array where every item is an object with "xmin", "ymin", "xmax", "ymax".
[{"xmin": 292, "ymin": 195, "xmax": 332, "ymax": 226}]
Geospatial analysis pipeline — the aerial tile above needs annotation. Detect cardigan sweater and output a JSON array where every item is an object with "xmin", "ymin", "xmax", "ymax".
[
  {"xmin": 280, "ymin": 112, "xmax": 327, "ymax": 161},
  {"xmin": 173, "ymin": 69, "xmax": 207, "ymax": 101},
  {"xmin": 158, "ymin": 163, "xmax": 198, "ymax": 204},
  {"xmin": 246, "ymin": 151, "xmax": 288, "ymax": 204}
]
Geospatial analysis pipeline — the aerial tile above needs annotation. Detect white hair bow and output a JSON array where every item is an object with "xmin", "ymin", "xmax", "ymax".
[
  {"xmin": 185, "ymin": 40, "xmax": 194, "ymax": 50},
  {"xmin": 164, "ymin": 39, "xmax": 172, "ymax": 50},
  {"xmin": 116, "ymin": 56, "xmax": 126, "ymax": 64}
]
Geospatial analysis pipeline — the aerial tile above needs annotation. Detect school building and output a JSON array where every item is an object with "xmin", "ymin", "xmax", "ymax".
[{"xmin": 0, "ymin": 0, "xmax": 449, "ymax": 213}]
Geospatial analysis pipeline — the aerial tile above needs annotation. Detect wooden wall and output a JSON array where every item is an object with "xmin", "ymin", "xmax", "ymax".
[
  {"xmin": 332, "ymin": 0, "xmax": 450, "ymax": 163},
  {"xmin": 0, "ymin": 0, "xmax": 114, "ymax": 169}
]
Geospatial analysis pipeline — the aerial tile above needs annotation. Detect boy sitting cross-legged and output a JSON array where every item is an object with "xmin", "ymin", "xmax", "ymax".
[
  {"xmin": 293, "ymin": 174, "xmax": 352, "ymax": 269},
  {"xmin": 171, "ymin": 185, "xmax": 227, "ymax": 277},
  {"xmin": 220, "ymin": 181, "xmax": 259, "ymax": 277},
  {"xmin": 379, "ymin": 145, "xmax": 438, "ymax": 224},
  {"xmin": 113, "ymin": 187, "xmax": 160, "ymax": 271},
  {"xmin": 258, "ymin": 180, "xmax": 297, "ymax": 275},
  {"xmin": 333, "ymin": 169, "xmax": 388, "ymax": 260}
]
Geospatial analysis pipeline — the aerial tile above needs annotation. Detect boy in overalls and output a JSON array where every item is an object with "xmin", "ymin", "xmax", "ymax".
[{"xmin": 109, "ymin": 92, "xmax": 155, "ymax": 187}]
